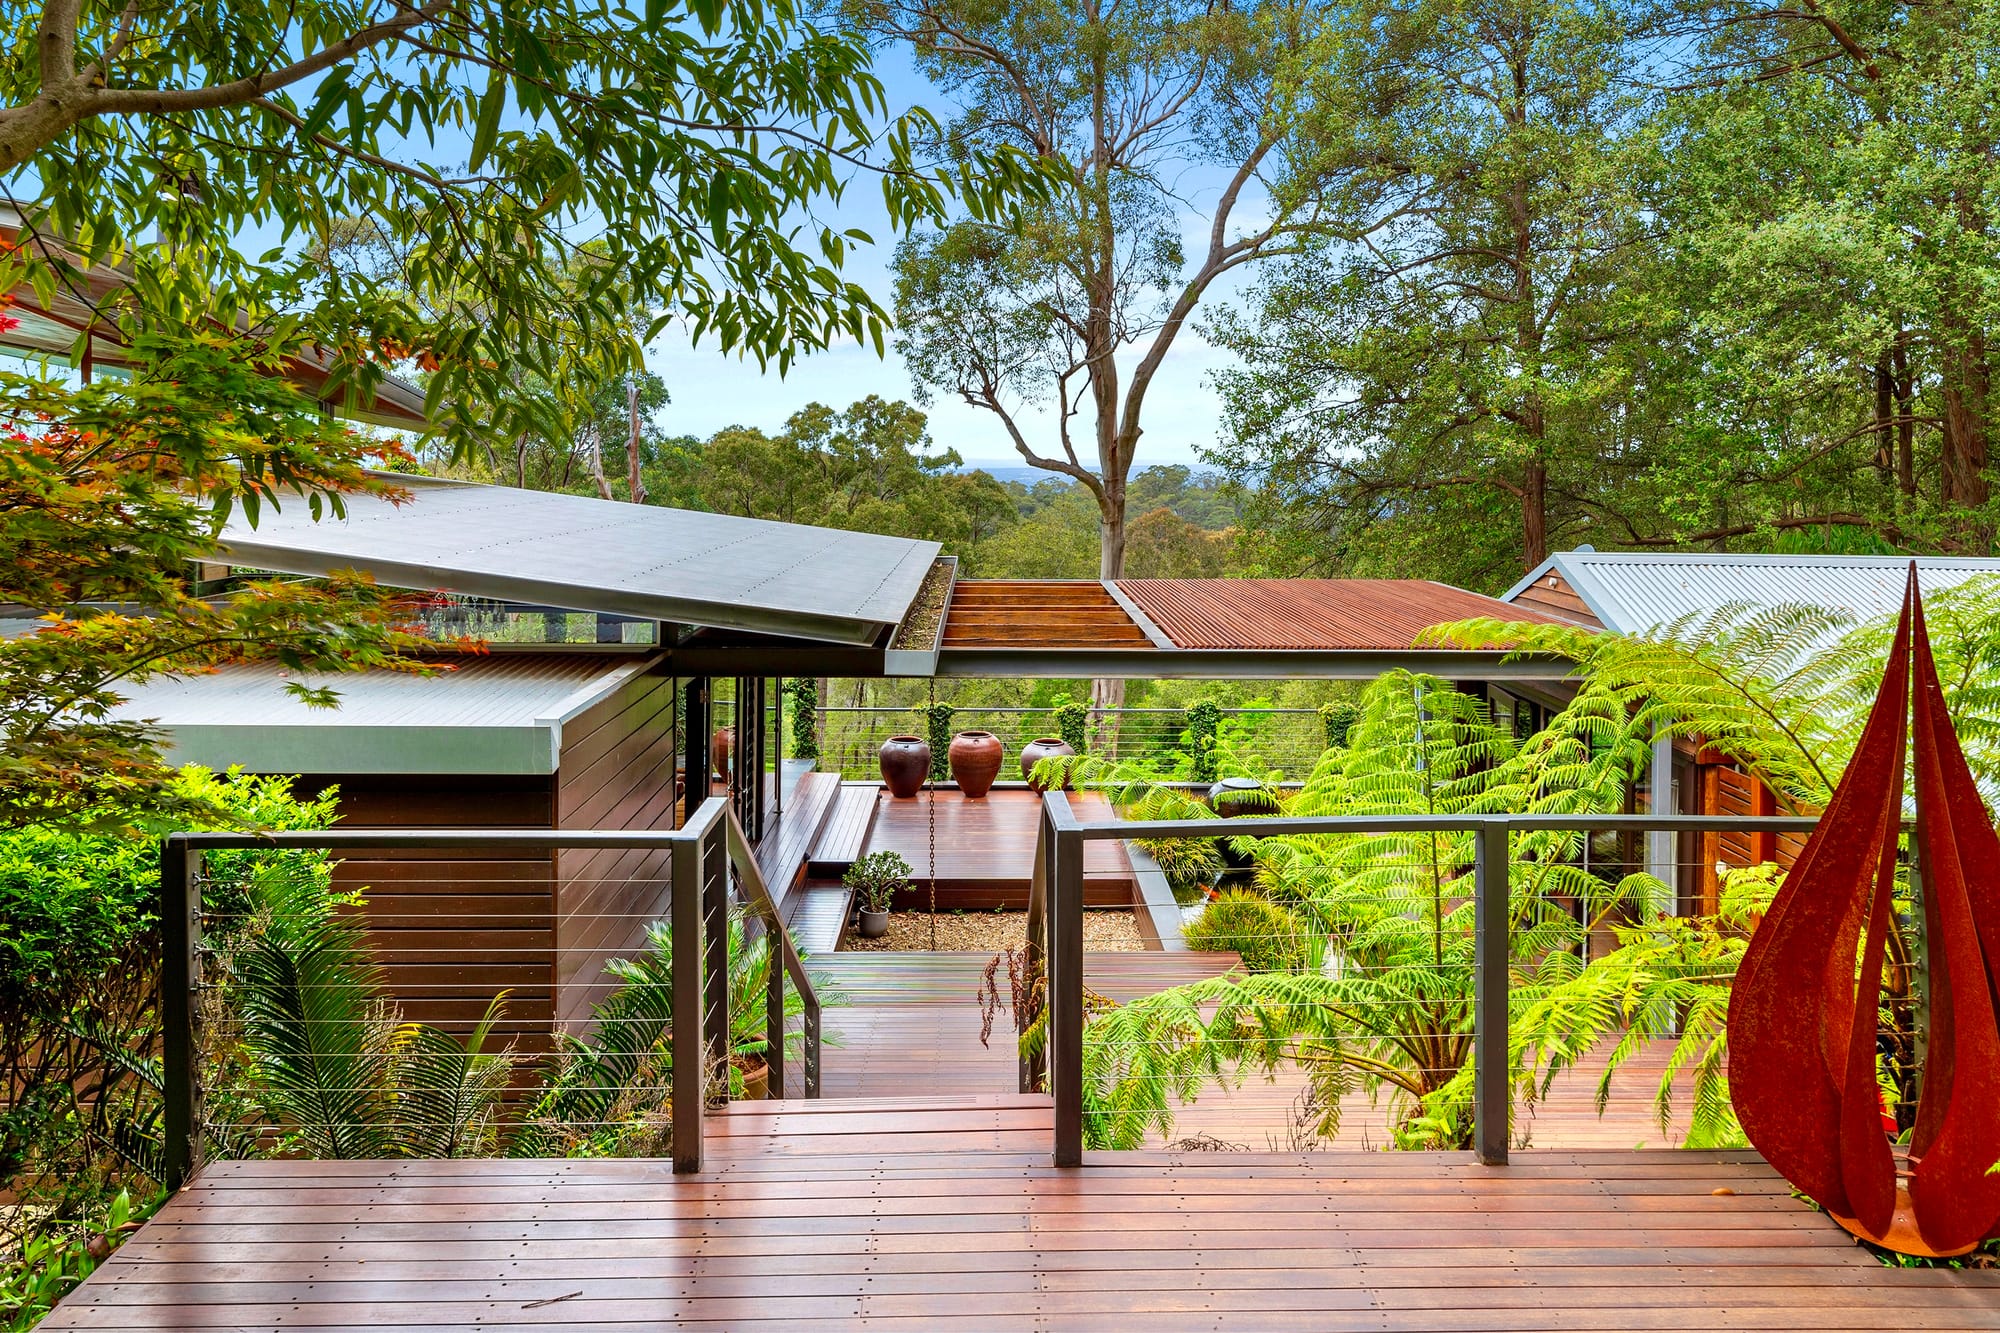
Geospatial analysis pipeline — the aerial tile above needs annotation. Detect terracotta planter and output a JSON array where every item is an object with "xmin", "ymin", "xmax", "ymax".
[
  {"xmin": 739, "ymin": 1055, "xmax": 770, "ymax": 1102},
  {"xmin": 878, "ymin": 735, "xmax": 931, "ymax": 799},
  {"xmin": 1019, "ymin": 736, "xmax": 1076, "ymax": 791},
  {"xmin": 948, "ymin": 730, "xmax": 1004, "ymax": 799},
  {"xmin": 710, "ymin": 725, "xmax": 735, "ymax": 780}
]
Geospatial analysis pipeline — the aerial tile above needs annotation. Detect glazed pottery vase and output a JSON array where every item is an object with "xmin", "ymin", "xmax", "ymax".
[
  {"xmin": 710, "ymin": 726, "xmax": 735, "ymax": 780},
  {"xmin": 1019, "ymin": 737, "xmax": 1077, "ymax": 791},
  {"xmin": 949, "ymin": 730, "xmax": 1005, "ymax": 799},
  {"xmin": 878, "ymin": 735, "xmax": 932, "ymax": 799}
]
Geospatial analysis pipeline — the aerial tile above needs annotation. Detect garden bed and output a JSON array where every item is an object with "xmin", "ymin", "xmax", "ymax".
[{"xmin": 840, "ymin": 908, "xmax": 1143, "ymax": 952}]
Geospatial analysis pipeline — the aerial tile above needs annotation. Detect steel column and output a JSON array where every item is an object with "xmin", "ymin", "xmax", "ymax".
[
  {"xmin": 1051, "ymin": 822, "xmax": 1085, "ymax": 1167},
  {"xmin": 764, "ymin": 908, "xmax": 786, "ymax": 1098},
  {"xmin": 1472, "ymin": 822, "xmax": 1511, "ymax": 1166},
  {"xmin": 159, "ymin": 838, "xmax": 201, "ymax": 1193},
  {"xmin": 670, "ymin": 831, "xmax": 706, "ymax": 1173},
  {"xmin": 702, "ymin": 816, "xmax": 730, "ymax": 1099}
]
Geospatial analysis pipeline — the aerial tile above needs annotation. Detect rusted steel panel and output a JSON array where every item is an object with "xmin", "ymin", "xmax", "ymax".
[{"xmin": 1113, "ymin": 579, "xmax": 1571, "ymax": 651}]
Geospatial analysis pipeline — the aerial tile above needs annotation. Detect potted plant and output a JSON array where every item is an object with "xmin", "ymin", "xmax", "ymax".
[{"xmin": 844, "ymin": 850, "xmax": 912, "ymax": 939}]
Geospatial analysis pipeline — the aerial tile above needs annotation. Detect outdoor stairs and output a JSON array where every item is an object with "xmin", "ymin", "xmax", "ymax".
[
  {"xmin": 753, "ymin": 769, "xmax": 843, "ymax": 916},
  {"xmin": 784, "ymin": 784, "xmax": 883, "ymax": 955}
]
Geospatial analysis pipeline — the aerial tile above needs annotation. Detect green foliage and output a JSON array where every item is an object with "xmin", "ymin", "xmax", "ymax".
[
  {"xmin": 6, "ymin": 0, "xmax": 1044, "ymax": 458},
  {"xmin": 786, "ymin": 677, "xmax": 820, "ymax": 760},
  {"xmin": 1183, "ymin": 699, "xmax": 1223, "ymax": 784},
  {"xmin": 515, "ymin": 906, "xmax": 833, "ymax": 1156},
  {"xmin": 1056, "ymin": 671, "xmax": 1658, "ymax": 1151},
  {"xmin": 1319, "ymin": 701, "xmax": 1359, "ymax": 750},
  {"xmin": 843, "ymin": 851, "xmax": 914, "ymax": 914},
  {"xmin": 0, "ymin": 341, "xmax": 434, "ymax": 832},
  {"xmin": 1053, "ymin": 699, "xmax": 1091, "ymax": 755},
  {"xmin": 922, "ymin": 703, "xmax": 955, "ymax": 781},
  {"xmin": 1183, "ymin": 891, "xmax": 1315, "ymax": 973},
  {"xmin": 216, "ymin": 861, "xmax": 516, "ymax": 1161},
  {"xmin": 0, "ymin": 1188, "xmax": 156, "ymax": 1332},
  {"xmin": 0, "ymin": 768, "xmax": 335, "ymax": 1254}
]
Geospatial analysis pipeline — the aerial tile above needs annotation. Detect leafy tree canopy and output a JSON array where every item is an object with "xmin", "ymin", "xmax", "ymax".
[{"xmin": 2, "ymin": 0, "xmax": 1043, "ymax": 452}]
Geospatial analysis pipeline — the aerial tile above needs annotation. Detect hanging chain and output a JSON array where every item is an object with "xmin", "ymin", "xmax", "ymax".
[{"xmin": 928, "ymin": 676, "xmax": 938, "ymax": 951}]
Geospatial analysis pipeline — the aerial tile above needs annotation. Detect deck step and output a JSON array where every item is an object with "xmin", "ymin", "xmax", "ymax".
[
  {"xmin": 753, "ymin": 770, "xmax": 843, "ymax": 914},
  {"xmin": 786, "ymin": 880, "xmax": 853, "ymax": 956},
  {"xmin": 806, "ymin": 784, "xmax": 880, "ymax": 876}
]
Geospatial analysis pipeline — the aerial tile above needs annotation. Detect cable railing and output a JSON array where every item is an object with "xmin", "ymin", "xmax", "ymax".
[
  {"xmin": 813, "ymin": 704, "xmax": 1335, "ymax": 781},
  {"xmin": 156, "ymin": 797, "xmax": 817, "ymax": 1192},
  {"xmin": 1026, "ymin": 792, "xmax": 1835, "ymax": 1167}
]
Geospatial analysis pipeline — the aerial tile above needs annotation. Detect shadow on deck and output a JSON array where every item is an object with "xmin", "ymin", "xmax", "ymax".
[{"xmin": 48, "ymin": 1096, "xmax": 2000, "ymax": 1330}]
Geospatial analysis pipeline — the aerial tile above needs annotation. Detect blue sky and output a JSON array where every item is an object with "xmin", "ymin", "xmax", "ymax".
[{"xmin": 647, "ymin": 47, "xmax": 1238, "ymax": 469}]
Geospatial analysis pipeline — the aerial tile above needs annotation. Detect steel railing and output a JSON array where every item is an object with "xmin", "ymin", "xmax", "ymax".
[
  {"xmin": 157, "ymin": 797, "xmax": 817, "ymax": 1190},
  {"xmin": 1026, "ymin": 791, "xmax": 1824, "ymax": 1168}
]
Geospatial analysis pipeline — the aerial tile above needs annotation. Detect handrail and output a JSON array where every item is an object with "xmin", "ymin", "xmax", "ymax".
[
  {"xmin": 157, "ymin": 798, "xmax": 817, "ymax": 1192},
  {"xmin": 1032, "ymin": 789, "xmax": 1829, "ymax": 1169},
  {"xmin": 724, "ymin": 804, "xmax": 822, "ymax": 1100}
]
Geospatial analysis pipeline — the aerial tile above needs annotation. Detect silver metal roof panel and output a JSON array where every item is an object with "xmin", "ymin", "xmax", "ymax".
[
  {"xmin": 105, "ymin": 654, "xmax": 657, "ymax": 774},
  {"xmin": 1504, "ymin": 551, "xmax": 2000, "ymax": 634},
  {"xmin": 214, "ymin": 475, "xmax": 940, "ymax": 645}
]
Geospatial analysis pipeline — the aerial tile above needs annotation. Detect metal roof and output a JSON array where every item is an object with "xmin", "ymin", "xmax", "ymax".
[
  {"xmin": 105, "ymin": 654, "xmax": 657, "ymax": 775},
  {"xmin": 1112, "ymin": 579, "xmax": 1568, "ymax": 651},
  {"xmin": 215, "ymin": 474, "xmax": 941, "ymax": 645},
  {"xmin": 1503, "ymin": 551, "xmax": 2000, "ymax": 634}
]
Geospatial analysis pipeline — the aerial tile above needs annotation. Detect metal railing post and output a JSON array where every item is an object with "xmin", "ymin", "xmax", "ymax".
[
  {"xmin": 1472, "ymin": 821, "xmax": 1510, "ymax": 1166},
  {"xmin": 1021, "ymin": 808, "xmax": 1050, "ymax": 1095},
  {"xmin": 670, "ymin": 829, "xmax": 705, "ymax": 1173},
  {"xmin": 1049, "ymin": 799, "xmax": 1085, "ymax": 1168},
  {"xmin": 159, "ymin": 837, "xmax": 201, "ymax": 1193},
  {"xmin": 702, "ymin": 814, "xmax": 730, "ymax": 1101}
]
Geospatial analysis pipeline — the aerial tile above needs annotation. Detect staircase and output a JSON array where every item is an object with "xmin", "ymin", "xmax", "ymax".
[{"xmin": 783, "ymin": 783, "xmax": 883, "ymax": 955}]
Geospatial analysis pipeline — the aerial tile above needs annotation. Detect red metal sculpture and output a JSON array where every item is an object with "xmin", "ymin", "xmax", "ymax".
[{"xmin": 1730, "ymin": 566, "xmax": 2000, "ymax": 1256}]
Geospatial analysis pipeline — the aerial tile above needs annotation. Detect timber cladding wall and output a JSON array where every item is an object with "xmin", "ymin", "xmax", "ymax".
[
  {"xmin": 282, "ymin": 663, "xmax": 683, "ymax": 1052},
  {"xmin": 552, "ymin": 667, "xmax": 680, "ymax": 1031},
  {"xmin": 292, "ymin": 774, "xmax": 560, "ymax": 1057}
]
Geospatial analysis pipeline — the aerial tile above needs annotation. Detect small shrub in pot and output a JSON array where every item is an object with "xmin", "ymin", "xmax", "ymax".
[{"xmin": 843, "ymin": 850, "xmax": 913, "ymax": 939}]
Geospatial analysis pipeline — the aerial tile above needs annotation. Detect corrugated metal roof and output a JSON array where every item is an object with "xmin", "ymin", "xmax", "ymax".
[
  {"xmin": 214, "ymin": 474, "xmax": 940, "ymax": 645},
  {"xmin": 1502, "ymin": 552, "xmax": 2000, "ymax": 634},
  {"xmin": 105, "ymin": 654, "xmax": 654, "ymax": 774},
  {"xmin": 1113, "ymin": 580, "xmax": 1568, "ymax": 651}
]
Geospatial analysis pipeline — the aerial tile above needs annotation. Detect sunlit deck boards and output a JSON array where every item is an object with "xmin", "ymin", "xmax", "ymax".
[
  {"xmin": 861, "ymin": 788, "xmax": 1134, "ymax": 906},
  {"xmin": 49, "ymin": 1098, "xmax": 2000, "ymax": 1330}
]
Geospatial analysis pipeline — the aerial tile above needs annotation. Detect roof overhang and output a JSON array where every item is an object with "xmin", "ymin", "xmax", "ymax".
[
  {"xmin": 213, "ymin": 474, "xmax": 941, "ymax": 646},
  {"xmin": 932, "ymin": 647, "xmax": 1577, "ymax": 680}
]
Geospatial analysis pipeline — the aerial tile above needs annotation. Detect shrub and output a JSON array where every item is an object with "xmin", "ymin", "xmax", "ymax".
[
  {"xmin": 1053, "ymin": 698, "xmax": 1090, "ymax": 754},
  {"xmin": 1182, "ymin": 891, "xmax": 1313, "ymax": 973},
  {"xmin": 843, "ymin": 851, "xmax": 913, "ymax": 913},
  {"xmin": 1319, "ymin": 700, "xmax": 1360, "ymax": 750},
  {"xmin": 0, "ymin": 767, "xmax": 335, "ymax": 1250},
  {"xmin": 786, "ymin": 677, "xmax": 819, "ymax": 760}
]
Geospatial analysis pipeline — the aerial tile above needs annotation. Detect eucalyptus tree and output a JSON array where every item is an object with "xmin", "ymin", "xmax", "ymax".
[
  {"xmin": 1208, "ymin": 0, "xmax": 1655, "ymax": 582},
  {"xmin": 868, "ymin": 0, "xmax": 1351, "ymax": 578},
  {"xmin": 1, "ymin": 0, "xmax": 1037, "ymax": 451}
]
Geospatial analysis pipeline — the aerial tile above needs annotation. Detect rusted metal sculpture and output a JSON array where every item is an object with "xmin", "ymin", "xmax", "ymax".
[{"xmin": 1730, "ymin": 566, "xmax": 2000, "ymax": 1256}]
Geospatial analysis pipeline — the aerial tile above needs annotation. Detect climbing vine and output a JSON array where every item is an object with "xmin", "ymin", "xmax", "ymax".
[
  {"xmin": 785, "ymin": 677, "xmax": 819, "ymax": 760},
  {"xmin": 1054, "ymin": 698, "xmax": 1090, "ymax": 755},
  {"xmin": 1184, "ymin": 698, "xmax": 1222, "ymax": 783},
  {"xmin": 922, "ymin": 703, "xmax": 955, "ymax": 781},
  {"xmin": 1319, "ymin": 700, "xmax": 1359, "ymax": 750}
]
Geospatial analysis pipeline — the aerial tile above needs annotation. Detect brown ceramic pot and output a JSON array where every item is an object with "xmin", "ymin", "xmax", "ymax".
[
  {"xmin": 878, "ymin": 735, "xmax": 932, "ymax": 799},
  {"xmin": 710, "ymin": 725, "xmax": 735, "ymax": 780},
  {"xmin": 1019, "ymin": 737, "xmax": 1076, "ymax": 791},
  {"xmin": 948, "ymin": 730, "xmax": 1004, "ymax": 799}
]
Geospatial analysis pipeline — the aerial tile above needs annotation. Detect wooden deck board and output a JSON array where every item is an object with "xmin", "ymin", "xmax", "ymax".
[
  {"xmin": 48, "ymin": 1097, "xmax": 2000, "ymax": 1331},
  {"xmin": 861, "ymin": 788, "xmax": 1133, "ymax": 906},
  {"xmin": 804, "ymin": 786, "xmax": 879, "ymax": 876}
]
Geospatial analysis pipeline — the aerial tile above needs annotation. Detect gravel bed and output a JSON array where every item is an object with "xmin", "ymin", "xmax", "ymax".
[{"xmin": 839, "ymin": 908, "xmax": 1144, "ymax": 952}]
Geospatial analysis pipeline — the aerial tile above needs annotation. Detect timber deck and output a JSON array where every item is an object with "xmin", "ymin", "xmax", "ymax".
[
  {"xmin": 48, "ymin": 1096, "xmax": 2000, "ymax": 1330},
  {"xmin": 861, "ymin": 788, "xmax": 1134, "ymax": 907}
]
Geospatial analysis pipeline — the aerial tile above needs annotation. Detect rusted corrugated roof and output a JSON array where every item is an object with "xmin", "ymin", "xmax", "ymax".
[{"xmin": 1113, "ymin": 579, "xmax": 1569, "ymax": 651}]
